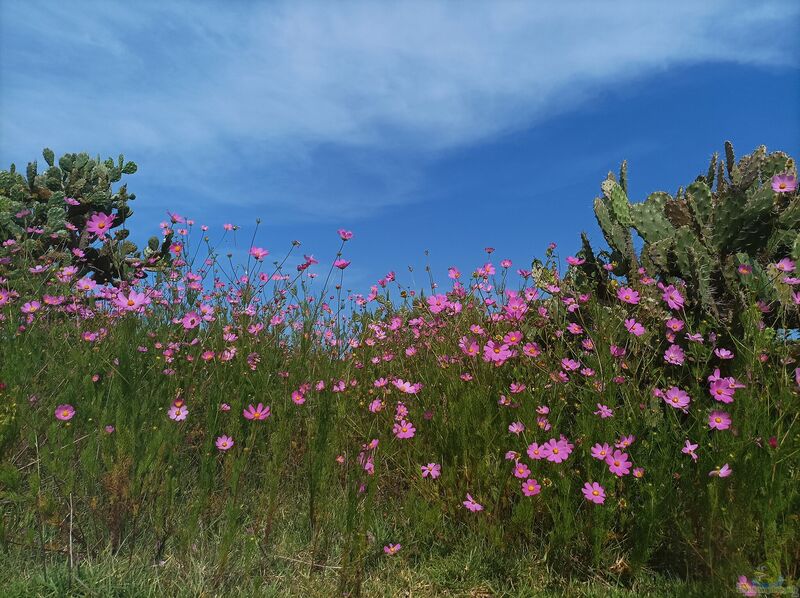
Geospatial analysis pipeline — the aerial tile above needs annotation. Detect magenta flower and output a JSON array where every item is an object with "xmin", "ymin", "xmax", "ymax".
[
  {"xmin": 594, "ymin": 403, "xmax": 613, "ymax": 419},
  {"xmin": 168, "ymin": 405, "xmax": 188, "ymax": 421},
  {"xmin": 463, "ymin": 493, "xmax": 484, "ymax": 512},
  {"xmin": 383, "ymin": 543, "xmax": 401, "ymax": 555},
  {"xmin": 709, "ymin": 379, "xmax": 735, "ymax": 403},
  {"xmin": 582, "ymin": 482, "xmax": 606, "ymax": 504},
  {"xmin": 114, "ymin": 290, "xmax": 149, "ymax": 312},
  {"xmin": 508, "ymin": 421, "xmax": 525, "ymax": 435},
  {"xmin": 661, "ymin": 284, "xmax": 685, "ymax": 310},
  {"xmin": 615, "ymin": 435, "xmax": 635, "ymax": 448},
  {"xmin": 714, "ymin": 348, "xmax": 734, "ymax": 360},
  {"xmin": 774, "ymin": 257, "xmax": 796, "ymax": 273},
  {"xmin": 393, "ymin": 420, "xmax": 416, "ymax": 439},
  {"xmin": 333, "ymin": 258, "xmax": 351, "ymax": 270},
  {"xmin": 483, "ymin": 341, "xmax": 512, "ymax": 363},
  {"xmin": 682, "ymin": 440, "xmax": 699, "ymax": 461},
  {"xmin": 771, "ymin": 173, "xmax": 797, "ymax": 194},
  {"xmin": 708, "ymin": 410, "xmax": 732, "ymax": 431},
  {"xmin": 590, "ymin": 443, "xmax": 611, "ymax": 461},
  {"xmin": 86, "ymin": 212, "xmax": 114, "ymax": 237},
  {"xmin": 215, "ymin": 435, "xmax": 234, "ymax": 451},
  {"xmin": 664, "ymin": 344, "xmax": 685, "ymax": 365},
  {"xmin": 542, "ymin": 437, "xmax": 573, "ymax": 463},
  {"xmin": 513, "ymin": 461, "xmax": 531, "ymax": 479},
  {"xmin": 181, "ymin": 312, "xmax": 201, "ymax": 329},
  {"xmin": 21, "ymin": 301, "xmax": 41, "ymax": 314},
  {"xmin": 527, "ymin": 442, "xmax": 544, "ymax": 460},
  {"xmin": 664, "ymin": 387, "xmax": 691, "ymax": 410},
  {"xmin": 337, "ymin": 228, "xmax": 353, "ymax": 241},
  {"xmin": 243, "ymin": 403, "xmax": 271, "ymax": 420},
  {"xmin": 249, "ymin": 247, "xmax": 269, "ymax": 261},
  {"xmin": 421, "ymin": 463, "xmax": 441, "ymax": 479},
  {"xmin": 521, "ymin": 478, "xmax": 541, "ymax": 497},
  {"xmin": 665, "ymin": 318, "xmax": 684, "ymax": 332},
  {"xmin": 606, "ymin": 449, "xmax": 632, "ymax": 477},
  {"xmin": 55, "ymin": 404, "xmax": 75, "ymax": 421},
  {"xmin": 624, "ymin": 318, "xmax": 645, "ymax": 336},
  {"xmin": 737, "ymin": 576, "xmax": 757, "ymax": 597},
  {"xmin": 709, "ymin": 463, "xmax": 732, "ymax": 478},
  {"xmin": 617, "ymin": 286, "xmax": 640, "ymax": 304},
  {"xmin": 561, "ymin": 358, "xmax": 581, "ymax": 371}
]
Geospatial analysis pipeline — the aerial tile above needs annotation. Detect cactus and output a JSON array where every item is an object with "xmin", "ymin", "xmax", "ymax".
[
  {"xmin": 590, "ymin": 142, "xmax": 799, "ymax": 327},
  {"xmin": 0, "ymin": 148, "xmax": 171, "ymax": 284}
]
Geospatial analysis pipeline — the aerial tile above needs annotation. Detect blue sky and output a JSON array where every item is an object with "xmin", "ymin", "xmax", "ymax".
[{"xmin": 2, "ymin": 2, "xmax": 799, "ymax": 292}]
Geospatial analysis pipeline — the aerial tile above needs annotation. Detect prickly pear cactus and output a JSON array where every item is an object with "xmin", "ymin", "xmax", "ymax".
[
  {"xmin": 589, "ymin": 142, "xmax": 798, "ymax": 327},
  {"xmin": 0, "ymin": 148, "xmax": 172, "ymax": 284}
]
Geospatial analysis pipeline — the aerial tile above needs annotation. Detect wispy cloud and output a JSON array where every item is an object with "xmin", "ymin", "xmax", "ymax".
[{"xmin": 1, "ymin": 1, "xmax": 797, "ymax": 221}]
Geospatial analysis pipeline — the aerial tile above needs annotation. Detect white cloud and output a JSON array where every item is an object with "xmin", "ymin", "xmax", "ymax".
[{"xmin": 1, "ymin": 1, "xmax": 797, "ymax": 220}]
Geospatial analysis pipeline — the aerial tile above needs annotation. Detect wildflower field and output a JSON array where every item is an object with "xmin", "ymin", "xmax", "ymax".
[{"xmin": 0, "ymin": 143, "xmax": 799, "ymax": 597}]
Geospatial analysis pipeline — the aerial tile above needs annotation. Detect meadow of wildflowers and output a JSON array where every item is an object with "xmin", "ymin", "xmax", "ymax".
[{"xmin": 0, "ymin": 147, "xmax": 798, "ymax": 596}]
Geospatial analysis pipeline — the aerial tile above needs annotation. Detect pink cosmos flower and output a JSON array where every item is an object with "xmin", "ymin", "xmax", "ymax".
[
  {"xmin": 736, "ymin": 576, "xmax": 757, "ymax": 597},
  {"xmin": 333, "ymin": 258, "xmax": 351, "ymax": 270},
  {"xmin": 243, "ymin": 403, "xmax": 271, "ymax": 420},
  {"xmin": 541, "ymin": 437, "xmax": 573, "ymax": 463},
  {"xmin": 591, "ymin": 443, "xmax": 611, "ymax": 461},
  {"xmin": 508, "ymin": 421, "xmax": 525, "ymax": 435},
  {"xmin": 421, "ymin": 463, "xmax": 441, "ymax": 479},
  {"xmin": 561, "ymin": 358, "xmax": 580, "ymax": 371},
  {"xmin": 523, "ymin": 342, "xmax": 541, "ymax": 357},
  {"xmin": 682, "ymin": 440, "xmax": 699, "ymax": 461},
  {"xmin": 527, "ymin": 442, "xmax": 544, "ymax": 460},
  {"xmin": 249, "ymin": 247, "xmax": 269, "ymax": 261},
  {"xmin": 337, "ymin": 229, "xmax": 353, "ymax": 241},
  {"xmin": 168, "ymin": 405, "xmax": 188, "ymax": 421},
  {"xmin": 21, "ymin": 301, "xmax": 41, "ymax": 314},
  {"xmin": 709, "ymin": 379, "xmax": 735, "ymax": 403},
  {"xmin": 775, "ymin": 257, "xmax": 796, "ymax": 273},
  {"xmin": 664, "ymin": 387, "xmax": 691, "ymax": 410},
  {"xmin": 709, "ymin": 463, "xmax": 732, "ymax": 478},
  {"xmin": 771, "ymin": 173, "xmax": 797, "ymax": 194},
  {"xmin": 606, "ymin": 450, "xmax": 632, "ymax": 477},
  {"xmin": 463, "ymin": 493, "xmax": 483, "ymax": 512},
  {"xmin": 513, "ymin": 461, "xmax": 531, "ymax": 479},
  {"xmin": 632, "ymin": 467, "xmax": 644, "ymax": 478},
  {"xmin": 393, "ymin": 420, "xmax": 416, "ymax": 439},
  {"xmin": 624, "ymin": 318, "xmax": 645, "ymax": 336},
  {"xmin": 714, "ymin": 348, "xmax": 734, "ymax": 360},
  {"xmin": 483, "ymin": 341, "xmax": 512, "ymax": 363},
  {"xmin": 615, "ymin": 435, "xmax": 635, "ymax": 448},
  {"xmin": 566, "ymin": 322, "xmax": 583, "ymax": 335},
  {"xmin": 594, "ymin": 403, "xmax": 613, "ymax": 419},
  {"xmin": 114, "ymin": 290, "xmax": 149, "ymax": 312},
  {"xmin": 181, "ymin": 312, "xmax": 201, "ymax": 329},
  {"xmin": 617, "ymin": 286, "xmax": 640, "ymax": 304},
  {"xmin": 582, "ymin": 482, "xmax": 606, "ymax": 504},
  {"xmin": 215, "ymin": 435, "xmax": 234, "ymax": 451},
  {"xmin": 55, "ymin": 404, "xmax": 75, "ymax": 421},
  {"xmin": 661, "ymin": 285, "xmax": 685, "ymax": 310},
  {"xmin": 521, "ymin": 478, "xmax": 541, "ymax": 496},
  {"xmin": 86, "ymin": 212, "xmax": 114, "ymax": 237},
  {"xmin": 708, "ymin": 410, "xmax": 732, "ymax": 431},
  {"xmin": 383, "ymin": 543, "xmax": 401, "ymax": 555},
  {"xmin": 664, "ymin": 344, "xmax": 685, "ymax": 365},
  {"xmin": 665, "ymin": 318, "xmax": 684, "ymax": 332}
]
